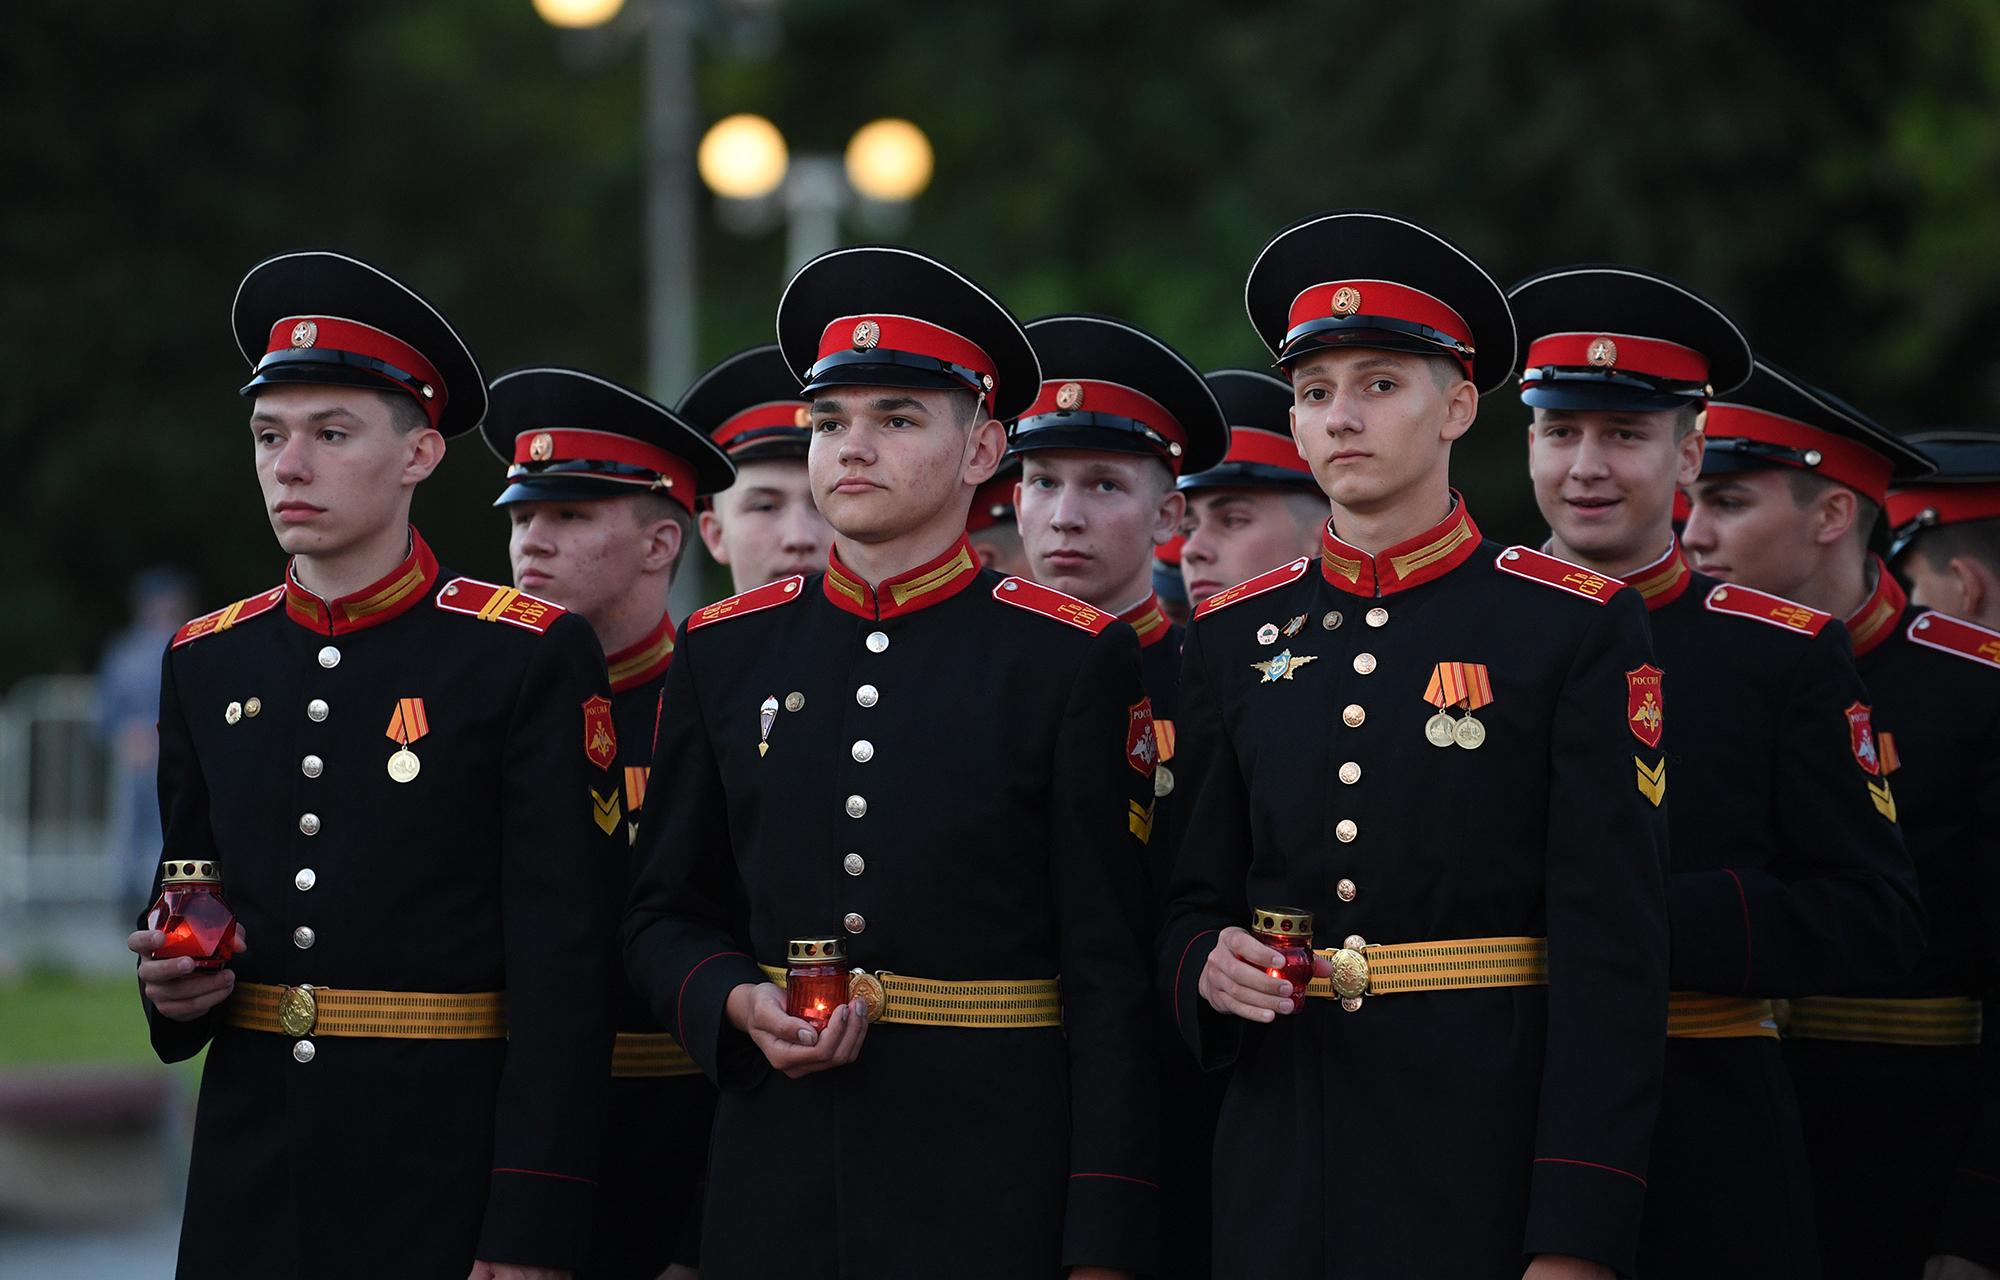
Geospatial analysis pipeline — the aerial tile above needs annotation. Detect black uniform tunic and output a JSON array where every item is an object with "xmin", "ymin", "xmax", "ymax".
[
  {"xmin": 624, "ymin": 535, "xmax": 1161, "ymax": 1279},
  {"xmin": 1161, "ymin": 502, "xmax": 1671, "ymax": 1279},
  {"xmin": 1786, "ymin": 560, "xmax": 2000, "ymax": 1276},
  {"xmin": 1622, "ymin": 544, "xmax": 1920, "ymax": 1279},
  {"xmin": 583, "ymin": 610, "xmax": 718, "ymax": 1279},
  {"xmin": 146, "ymin": 530, "xmax": 621, "ymax": 1277}
]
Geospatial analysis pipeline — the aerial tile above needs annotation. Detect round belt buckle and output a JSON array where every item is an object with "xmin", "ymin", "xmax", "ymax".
[
  {"xmin": 847, "ymin": 970, "xmax": 886, "ymax": 1024},
  {"xmin": 1328, "ymin": 948, "xmax": 1370, "ymax": 1001},
  {"xmin": 278, "ymin": 985, "xmax": 318, "ymax": 1038}
]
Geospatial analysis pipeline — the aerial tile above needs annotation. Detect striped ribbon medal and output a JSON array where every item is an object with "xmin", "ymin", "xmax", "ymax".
[
  {"xmin": 1422, "ymin": 662, "xmax": 1493, "ymax": 750},
  {"xmin": 385, "ymin": 697, "xmax": 430, "ymax": 783}
]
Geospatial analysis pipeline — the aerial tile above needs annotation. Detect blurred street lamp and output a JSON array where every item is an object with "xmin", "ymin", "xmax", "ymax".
[
  {"xmin": 701, "ymin": 116, "xmax": 933, "ymax": 278},
  {"xmin": 533, "ymin": 0, "xmax": 626, "ymax": 27}
]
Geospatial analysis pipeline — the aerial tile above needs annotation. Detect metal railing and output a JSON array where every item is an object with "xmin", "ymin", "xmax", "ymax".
[{"xmin": 0, "ymin": 676, "xmax": 117, "ymax": 906}]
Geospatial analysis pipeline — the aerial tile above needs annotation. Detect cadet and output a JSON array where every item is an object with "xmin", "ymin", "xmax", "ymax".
[
  {"xmin": 1162, "ymin": 211, "xmax": 1671, "ymax": 1280},
  {"xmin": 1176, "ymin": 368, "xmax": 1331, "ymax": 612},
  {"xmin": 966, "ymin": 457, "xmax": 1030, "ymax": 577},
  {"xmin": 127, "ymin": 251, "xmax": 621, "ymax": 1278},
  {"xmin": 677, "ymin": 343, "xmax": 834, "ymax": 594},
  {"xmin": 1510, "ymin": 265, "xmax": 1922, "ymax": 1279},
  {"xmin": 1684, "ymin": 366, "xmax": 1999, "ymax": 1280},
  {"xmin": 1888, "ymin": 430, "xmax": 2000, "ymax": 630},
  {"xmin": 1005, "ymin": 313, "xmax": 1229, "ymax": 1280},
  {"xmin": 623, "ymin": 246, "xmax": 1160, "ymax": 1279},
  {"xmin": 484, "ymin": 367, "xmax": 737, "ymax": 1280}
]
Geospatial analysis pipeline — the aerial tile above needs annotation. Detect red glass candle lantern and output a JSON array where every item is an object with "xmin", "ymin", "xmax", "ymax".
[
  {"xmin": 1250, "ymin": 906, "xmax": 1315, "ymax": 1010},
  {"xmin": 146, "ymin": 860, "xmax": 240, "ymax": 970},
  {"xmin": 785, "ymin": 937, "xmax": 850, "ymax": 1032}
]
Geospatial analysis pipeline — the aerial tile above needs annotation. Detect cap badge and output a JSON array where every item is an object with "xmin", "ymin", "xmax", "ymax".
[
  {"xmin": 529, "ymin": 432, "xmax": 554, "ymax": 462},
  {"xmin": 793, "ymin": 405, "xmax": 812, "ymax": 428},
  {"xmin": 290, "ymin": 320, "xmax": 319, "ymax": 349},
  {"xmin": 1056, "ymin": 382, "xmax": 1084, "ymax": 410},
  {"xmin": 1331, "ymin": 286, "xmax": 1362, "ymax": 317},
  {"xmin": 852, "ymin": 320, "xmax": 881, "ymax": 350},
  {"xmin": 981, "ymin": 373, "xmax": 995, "ymax": 391},
  {"xmin": 1587, "ymin": 337, "xmax": 1619, "ymax": 368}
]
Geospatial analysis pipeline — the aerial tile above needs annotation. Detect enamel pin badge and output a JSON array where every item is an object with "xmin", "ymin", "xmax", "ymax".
[
  {"xmin": 1252, "ymin": 650, "xmax": 1318, "ymax": 683},
  {"xmin": 759, "ymin": 696, "xmax": 779, "ymax": 756}
]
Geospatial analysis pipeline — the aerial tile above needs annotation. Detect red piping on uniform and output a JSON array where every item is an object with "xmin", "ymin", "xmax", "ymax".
[
  {"xmin": 1725, "ymin": 868, "xmax": 1753, "ymax": 996},
  {"xmin": 492, "ymin": 1168, "xmax": 597, "ymax": 1185},
  {"xmin": 1070, "ymin": 1172, "xmax": 1160, "ymax": 1188},
  {"xmin": 1958, "ymin": 1166, "xmax": 2000, "ymax": 1184},
  {"xmin": 678, "ymin": 951, "xmax": 752, "ymax": 1047},
  {"xmin": 1173, "ymin": 930, "xmax": 1221, "ymax": 1033},
  {"xmin": 1534, "ymin": 1157, "xmax": 1645, "ymax": 1187}
]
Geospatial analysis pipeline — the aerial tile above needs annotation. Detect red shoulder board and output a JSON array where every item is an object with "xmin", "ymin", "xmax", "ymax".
[
  {"xmin": 1191, "ymin": 556, "xmax": 1312, "ymax": 620},
  {"xmin": 1494, "ymin": 547, "xmax": 1622, "ymax": 604},
  {"xmin": 1907, "ymin": 611, "xmax": 2000, "ymax": 670},
  {"xmin": 685, "ymin": 575, "xmax": 805, "ymax": 631},
  {"xmin": 1703, "ymin": 583, "xmax": 1832, "ymax": 637},
  {"xmin": 994, "ymin": 578, "xmax": 1114, "ymax": 633},
  {"xmin": 434, "ymin": 578, "xmax": 565, "ymax": 634},
  {"xmin": 172, "ymin": 586, "xmax": 285, "ymax": 648}
]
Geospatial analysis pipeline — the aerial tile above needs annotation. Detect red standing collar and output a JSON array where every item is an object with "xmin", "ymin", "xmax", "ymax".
[
  {"xmin": 1118, "ymin": 593, "xmax": 1173, "ymax": 648},
  {"xmin": 823, "ymin": 534, "xmax": 982, "ymax": 620},
  {"xmin": 607, "ymin": 610, "xmax": 675, "ymax": 692},
  {"xmin": 1627, "ymin": 539, "xmax": 1694, "ymax": 611},
  {"xmin": 1321, "ymin": 494, "xmax": 1482, "ymax": 597},
  {"xmin": 284, "ymin": 527, "xmax": 440, "ymax": 636},
  {"xmin": 1846, "ymin": 554, "xmax": 1908, "ymax": 658}
]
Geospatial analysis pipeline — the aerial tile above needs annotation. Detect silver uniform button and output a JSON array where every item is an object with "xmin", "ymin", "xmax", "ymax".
[
  {"xmin": 293, "ymin": 926, "xmax": 316, "ymax": 949},
  {"xmin": 301, "ymin": 755, "xmax": 323, "ymax": 778},
  {"xmin": 1337, "ymin": 877, "xmax": 1357, "ymax": 902},
  {"xmin": 1339, "ymin": 761, "xmax": 1361, "ymax": 785},
  {"xmin": 866, "ymin": 631, "xmax": 889, "ymax": 653},
  {"xmin": 1342, "ymin": 704, "xmax": 1365, "ymax": 727},
  {"xmin": 855, "ymin": 684, "xmax": 879, "ymax": 708},
  {"xmin": 845, "ymin": 795, "xmax": 868, "ymax": 818},
  {"xmin": 1352, "ymin": 652, "xmax": 1377, "ymax": 675},
  {"xmin": 1365, "ymin": 607, "xmax": 1389, "ymax": 627},
  {"xmin": 307, "ymin": 699, "xmax": 329, "ymax": 722},
  {"xmin": 299, "ymin": 813, "xmax": 321, "ymax": 836},
  {"xmin": 317, "ymin": 646, "xmax": 341, "ymax": 669},
  {"xmin": 843, "ymin": 912, "xmax": 866, "ymax": 933},
  {"xmin": 844, "ymin": 853, "xmax": 865, "ymax": 876},
  {"xmin": 851, "ymin": 740, "xmax": 875, "ymax": 763},
  {"xmin": 294, "ymin": 868, "xmax": 316, "ymax": 891},
  {"xmin": 292, "ymin": 1040, "xmax": 316, "ymax": 1063},
  {"xmin": 1336, "ymin": 819, "xmax": 1358, "ymax": 843}
]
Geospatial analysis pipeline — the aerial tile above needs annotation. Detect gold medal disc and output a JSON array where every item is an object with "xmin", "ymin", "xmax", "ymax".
[
  {"xmin": 1452, "ymin": 715, "xmax": 1487, "ymax": 750},
  {"xmin": 1153, "ymin": 764, "xmax": 1175, "ymax": 797},
  {"xmin": 387, "ymin": 748, "xmax": 422, "ymax": 783},
  {"xmin": 1424, "ymin": 713, "xmax": 1457, "ymax": 747}
]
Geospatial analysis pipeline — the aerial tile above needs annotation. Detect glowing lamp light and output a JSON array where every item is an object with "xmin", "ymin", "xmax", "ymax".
[
  {"xmin": 699, "ymin": 114, "xmax": 791, "ymax": 201},
  {"xmin": 533, "ymin": 0, "xmax": 626, "ymax": 29},
  {"xmin": 844, "ymin": 119, "xmax": 933, "ymax": 203}
]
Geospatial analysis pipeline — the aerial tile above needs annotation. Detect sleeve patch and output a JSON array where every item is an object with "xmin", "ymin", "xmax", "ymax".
[
  {"xmin": 1635, "ymin": 755, "xmax": 1666, "ymax": 806},
  {"xmin": 1493, "ymin": 547, "xmax": 1622, "ymax": 603},
  {"xmin": 583, "ymin": 694, "xmax": 617, "ymax": 771},
  {"xmin": 1128, "ymin": 798, "xmax": 1155, "ymax": 844},
  {"xmin": 685, "ymin": 575, "xmax": 805, "ymax": 630},
  {"xmin": 1126, "ymin": 698, "xmax": 1158, "ymax": 776},
  {"xmin": 1191, "ymin": 556, "xmax": 1312, "ymax": 620},
  {"xmin": 993, "ymin": 578, "xmax": 1114, "ymax": 633},
  {"xmin": 1703, "ymin": 583, "xmax": 1832, "ymax": 636},
  {"xmin": 1906, "ymin": 611, "xmax": 2000, "ymax": 669},
  {"xmin": 435, "ymin": 578, "xmax": 565, "ymax": 633},
  {"xmin": 1626, "ymin": 665, "xmax": 1664, "ymax": 747},
  {"xmin": 1846, "ymin": 702, "xmax": 1881, "ymax": 776},
  {"xmin": 172, "ymin": 586, "xmax": 284, "ymax": 647}
]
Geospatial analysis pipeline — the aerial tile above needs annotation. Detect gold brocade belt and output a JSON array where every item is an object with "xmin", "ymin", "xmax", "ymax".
[
  {"xmin": 228, "ymin": 982, "xmax": 506, "ymax": 1039},
  {"xmin": 1667, "ymin": 992, "xmax": 1779, "ymax": 1039},
  {"xmin": 1781, "ymin": 995, "xmax": 1983, "ymax": 1046},
  {"xmin": 1304, "ymin": 936, "xmax": 1547, "ymax": 1007},
  {"xmin": 759, "ymin": 964, "xmax": 1062, "ymax": 1028},
  {"xmin": 612, "ymin": 1032, "xmax": 702, "ymax": 1078}
]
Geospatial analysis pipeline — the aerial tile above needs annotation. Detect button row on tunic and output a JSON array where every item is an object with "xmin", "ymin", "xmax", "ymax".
[
  {"xmin": 866, "ymin": 631, "xmax": 889, "ymax": 653},
  {"xmin": 844, "ymin": 853, "xmax": 865, "ymax": 876},
  {"xmin": 844, "ymin": 912, "xmax": 865, "ymax": 933},
  {"xmin": 856, "ymin": 684, "xmax": 879, "ymax": 708},
  {"xmin": 845, "ymin": 795, "xmax": 867, "ymax": 818},
  {"xmin": 293, "ymin": 926, "xmax": 315, "ymax": 949},
  {"xmin": 307, "ymin": 699, "xmax": 329, "ymax": 722},
  {"xmin": 299, "ymin": 813, "xmax": 320, "ymax": 836},
  {"xmin": 318, "ymin": 646, "xmax": 341, "ymax": 669},
  {"xmin": 851, "ymin": 740, "xmax": 874, "ymax": 763},
  {"xmin": 301, "ymin": 755, "xmax": 323, "ymax": 778},
  {"xmin": 295, "ymin": 868, "xmax": 315, "ymax": 891}
]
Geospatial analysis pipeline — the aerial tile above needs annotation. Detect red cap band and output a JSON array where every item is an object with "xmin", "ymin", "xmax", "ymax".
[
  {"xmin": 513, "ymin": 428, "xmax": 698, "ymax": 498},
  {"xmin": 714, "ymin": 401, "xmax": 810, "ymax": 451},
  {"xmin": 1021, "ymin": 378, "xmax": 1187, "ymax": 469},
  {"xmin": 267, "ymin": 316, "xmax": 447, "ymax": 428},
  {"xmin": 1523, "ymin": 332, "xmax": 1710, "ymax": 387},
  {"xmin": 966, "ymin": 473, "xmax": 1019, "ymax": 533},
  {"xmin": 816, "ymin": 314, "xmax": 998, "ymax": 410},
  {"xmin": 1886, "ymin": 480, "xmax": 2000, "ymax": 531},
  {"xmin": 1285, "ymin": 280, "xmax": 1474, "ymax": 374},
  {"xmin": 1705, "ymin": 404, "xmax": 1895, "ymax": 506},
  {"xmin": 1221, "ymin": 426, "xmax": 1311, "ymax": 474},
  {"xmin": 1156, "ymin": 533, "xmax": 1185, "ymax": 566}
]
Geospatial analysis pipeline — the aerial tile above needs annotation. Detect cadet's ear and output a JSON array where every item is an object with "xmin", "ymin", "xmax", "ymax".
[
  {"xmin": 402, "ymin": 428, "xmax": 446, "ymax": 487},
  {"xmin": 961, "ymin": 415, "xmax": 1008, "ymax": 486},
  {"xmin": 1439, "ymin": 377, "xmax": 1478, "ymax": 444}
]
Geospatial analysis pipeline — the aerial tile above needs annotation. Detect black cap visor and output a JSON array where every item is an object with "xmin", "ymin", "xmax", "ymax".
[
  {"xmin": 1520, "ymin": 371, "xmax": 1702, "ymax": 413},
  {"xmin": 1009, "ymin": 412, "xmax": 1183, "ymax": 465},
  {"xmin": 1178, "ymin": 461, "xmax": 1323, "ymax": 494}
]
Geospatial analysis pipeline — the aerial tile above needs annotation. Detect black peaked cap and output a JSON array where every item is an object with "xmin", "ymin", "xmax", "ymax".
[
  {"xmin": 1904, "ymin": 429, "xmax": 2000, "ymax": 481},
  {"xmin": 1508, "ymin": 264, "xmax": 1753, "ymax": 409},
  {"xmin": 1013, "ymin": 314, "xmax": 1230, "ymax": 476},
  {"xmin": 484, "ymin": 366, "xmax": 736, "ymax": 507},
  {"xmin": 678, "ymin": 344, "xmax": 811, "ymax": 463},
  {"xmin": 1180, "ymin": 368, "xmax": 1320, "ymax": 494},
  {"xmin": 1704, "ymin": 360, "xmax": 1934, "ymax": 482}
]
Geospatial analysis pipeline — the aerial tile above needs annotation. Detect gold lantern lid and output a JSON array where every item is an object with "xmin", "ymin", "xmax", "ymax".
[
  {"xmin": 159, "ymin": 859, "xmax": 222, "ymax": 886},
  {"xmin": 1250, "ymin": 905, "xmax": 1313, "ymax": 938},
  {"xmin": 787, "ymin": 937, "xmax": 846, "ymax": 964}
]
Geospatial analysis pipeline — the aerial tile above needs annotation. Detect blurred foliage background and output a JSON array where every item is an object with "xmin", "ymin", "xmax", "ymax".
[{"xmin": 6, "ymin": 0, "xmax": 2000, "ymax": 684}]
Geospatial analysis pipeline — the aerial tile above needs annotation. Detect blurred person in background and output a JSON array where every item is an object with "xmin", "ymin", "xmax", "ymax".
[
  {"xmin": 98, "ymin": 565, "xmax": 197, "ymax": 915},
  {"xmin": 1887, "ymin": 431, "xmax": 2000, "ymax": 631},
  {"xmin": 966, "ymin": 457, "xmax": 1029, "ymax": 577},
  {"xmin": 1175, "ymin": 370, "xmax": 1329, "ymax": 613},
  {"xmin": 486, "ymin": 364, "xmax": 736, "ymax": 1280},
  {"xmin": 676, "ymin": 344, "xmax": 832, "ymax": 595}
]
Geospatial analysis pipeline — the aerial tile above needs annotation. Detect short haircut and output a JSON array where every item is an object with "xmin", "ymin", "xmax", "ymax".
[
  {"xmin": 378, "ymin": 389, "xmax": 431, "ymax": 436},
  {"xmin": 631, "ymin": 490, "xmax": 695, "ymax": 577},
  {"xmin": 1786, "ymin": 469, "xmax": 1880, "ymax": 544},
  {"xmin": 1673, "ymin": 403, "xmax": 1701, "ymax": 440},
  {"xmin": 1914, "ymin": 516, "xmax": 2000, "ymax": 578},
  {"xmin": 1281, "ymin": 488, "xmax": 1333, "ymax": 539},
  {"xmin": 1421, "ymin": 354, "xmax": 1463, "ymax": 391}
]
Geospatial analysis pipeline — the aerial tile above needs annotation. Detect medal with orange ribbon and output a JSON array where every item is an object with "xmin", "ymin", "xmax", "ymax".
[
  {"xmin": 385, "ymin": 697, "xmax": 429, "ymax": 783},
  {"xmin": 1422, "ymin": 662, "xmax": 1493, "ymax": 750}
]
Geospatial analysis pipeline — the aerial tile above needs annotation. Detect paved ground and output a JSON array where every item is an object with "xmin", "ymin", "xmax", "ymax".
[{"xmin": 0, "ymin": 1206, "xmax": 179, "ymax": 1279}]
